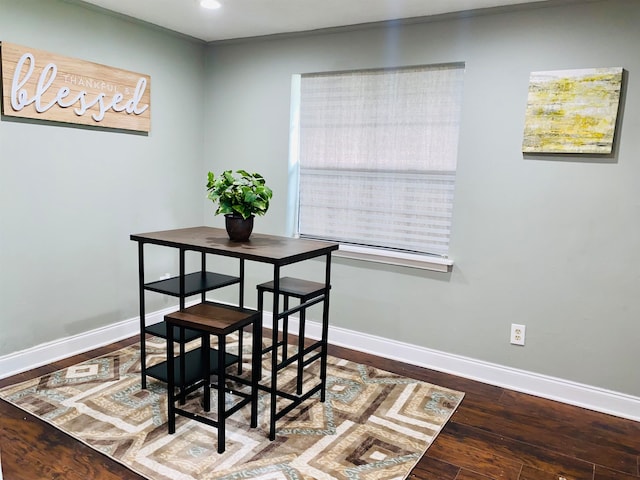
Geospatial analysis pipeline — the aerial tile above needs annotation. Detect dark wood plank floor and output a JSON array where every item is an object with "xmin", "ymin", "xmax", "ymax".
[{"xmin": 0, "ymin": 336, "xmax": 638, "ymax": 480}]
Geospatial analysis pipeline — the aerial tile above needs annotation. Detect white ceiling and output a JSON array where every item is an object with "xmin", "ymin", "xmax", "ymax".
[{"xmin": 79, "ymin": 0, "xmax": 551, "ymax": 42}]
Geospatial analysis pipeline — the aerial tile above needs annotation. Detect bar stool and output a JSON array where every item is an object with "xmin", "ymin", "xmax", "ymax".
[
  {"xmin": 165, "ymin": 302, "xmax": 261, "ymax": 454},
  {"xmin": 256, "ymin": 277, "xmax": 328, "ymax": 440}
]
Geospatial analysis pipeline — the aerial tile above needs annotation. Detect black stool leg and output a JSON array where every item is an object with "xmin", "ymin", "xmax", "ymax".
[
  {"xmin": 282, "ymin": 295, "xmax": 289, "ymax": 361},
  {"xmin": 257, "ymin": 287, "xmax": 264, "ymax": 380},
  {"xmin": 297, "ymin": 305, "xmax": 306, "ymax": 395},
  {"xmin": 250, "ymin": 315, "xmax": 261, "ymax": 428},
  {"xmin": 167, "ymin": 323, "xmax": 176, "ymax": 434},
  {"xmin": 237, "ymin": 328, "xmax": 244, "ymax": 374},
  {"xmin": 217, "ymin": 335, "xmax": 226, "ymax": 454},
  {"xmin": 203, "ymin": 334, "xmax": 211, "ymax": 412},
  {"xmin": 179, "ymin": 328, "xmax": 187, "ymax": 405}
]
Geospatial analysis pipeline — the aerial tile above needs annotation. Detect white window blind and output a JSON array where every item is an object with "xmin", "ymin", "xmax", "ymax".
[{"xmin": 296, "ymin": 64, "xmax": 464, "ymax": 257}]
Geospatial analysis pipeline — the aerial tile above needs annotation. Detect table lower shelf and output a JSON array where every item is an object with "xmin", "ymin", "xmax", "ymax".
[
  {"xmin": 143, "ymin": 271, "xmax": 239, "ymax": 297},
  {"xmin": 145, "ymin": 323, "xmax": 203, "ymax": 342},
  {"xmin": 146, "ymin": 347, "xmax": 239, "ymax": 386}
]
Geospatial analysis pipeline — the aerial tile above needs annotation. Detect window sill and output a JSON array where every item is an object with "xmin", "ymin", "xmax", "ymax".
[{"xmin": 334, "ymin": 244, "xmax": 453, "ymax": 273}]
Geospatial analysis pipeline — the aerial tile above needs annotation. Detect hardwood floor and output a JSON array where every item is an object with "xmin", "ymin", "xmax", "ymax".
[{"xmin": 0, "ymin": 336, "xmax": 638, "ymax": 480}]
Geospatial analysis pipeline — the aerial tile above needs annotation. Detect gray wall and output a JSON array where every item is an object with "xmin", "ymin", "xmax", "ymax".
[
  {"xmin": 0, "ymin": 0, "xmax": 206, "ymax": 353},
  {"xmin": 1, "ymin": 0, "xmax": 638, "ymax": 399},
  {"xmin": 203, "ymin": 0, "xmax": 640, "ymax": 396}
]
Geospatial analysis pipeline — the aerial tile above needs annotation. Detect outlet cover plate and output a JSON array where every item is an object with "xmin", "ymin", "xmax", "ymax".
[{"xmin": 510, "ymin": 323, "xmax": 526, "ymax": 345}]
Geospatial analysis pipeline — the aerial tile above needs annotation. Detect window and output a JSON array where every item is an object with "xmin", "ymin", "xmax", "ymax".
[{"xmin": 292, "ymin": 63, "xmax": 464, "ymax": 262}]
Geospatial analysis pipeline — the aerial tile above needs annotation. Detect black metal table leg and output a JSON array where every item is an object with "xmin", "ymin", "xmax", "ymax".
[{"xmin": 269, "ymin": 267, "xmax": 280, "ymax": 441}]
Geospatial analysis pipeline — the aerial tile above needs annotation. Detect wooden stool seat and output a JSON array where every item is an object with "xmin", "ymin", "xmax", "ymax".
[
  {"xmin": 257, "ymin": 277, "xmax": 326, "ymax": 300},
  {"xmin": 165, "ymin": 302, "xmax": 261, "ymax": 453}
]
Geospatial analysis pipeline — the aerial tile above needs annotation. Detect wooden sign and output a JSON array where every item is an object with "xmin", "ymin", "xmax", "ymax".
[{"xmin": 1, "ymin": 42, "xmax": 150, "ymax": 132}]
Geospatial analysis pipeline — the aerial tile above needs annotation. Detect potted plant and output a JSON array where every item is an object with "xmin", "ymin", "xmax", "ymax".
[{"xmin": 206, "ymin": 169, "xmax": 273, "ymax": 241}]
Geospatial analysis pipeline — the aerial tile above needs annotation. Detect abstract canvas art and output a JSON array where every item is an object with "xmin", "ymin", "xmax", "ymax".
[{"xmin": 522, "ymin": 67, "xmax": 623, "ymax": 154}]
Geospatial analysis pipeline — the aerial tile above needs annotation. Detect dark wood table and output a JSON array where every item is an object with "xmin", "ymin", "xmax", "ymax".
[{"xmin": 130, "ymin": 226, "xmax": 339, "ymax": 439}]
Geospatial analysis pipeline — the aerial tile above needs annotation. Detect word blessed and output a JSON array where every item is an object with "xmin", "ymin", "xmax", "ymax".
[{"xmin": 10, "ymin": 52, "xmax": 148, "ymax": 122}]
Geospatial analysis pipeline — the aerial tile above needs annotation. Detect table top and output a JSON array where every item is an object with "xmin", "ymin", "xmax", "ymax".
[{"xmin": 130, "ymin": 226, "xmax": 338, "ymax": 265}]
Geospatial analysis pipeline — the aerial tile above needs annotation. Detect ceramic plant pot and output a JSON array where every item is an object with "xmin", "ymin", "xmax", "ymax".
[{"xmin": 224, "ymin": 214, "xmax": 254, "ymax": 241}]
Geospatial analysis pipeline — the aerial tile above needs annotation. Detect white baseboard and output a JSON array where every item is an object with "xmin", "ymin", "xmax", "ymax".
[
  {"xmin": 278, "ymin": 315, "xmax": 640, "ymax": 422},
  {"xmin": 1, "ymin": 307, "xmax": 639, "ymax": 422},
  {"xmin": 0, "ymin": 305, "xmax": 169, "ymax": 380},
  {"xmin": 321, "ymin": 321, "xmax": 640, "ymax": 422}
]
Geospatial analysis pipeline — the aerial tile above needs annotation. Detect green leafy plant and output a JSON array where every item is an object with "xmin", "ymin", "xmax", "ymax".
[{"xmin": 206, "ymin": 169, "xmax": 273, "ymax": 220}]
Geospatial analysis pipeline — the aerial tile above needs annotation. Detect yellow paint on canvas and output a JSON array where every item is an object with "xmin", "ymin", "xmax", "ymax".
[{"xmin": 522, "ymin": 68, "xmax": 623, "ymax": 154}]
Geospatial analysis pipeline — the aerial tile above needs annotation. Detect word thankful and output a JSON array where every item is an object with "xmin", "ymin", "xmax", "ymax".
[
  {"xmin": 60, "ymin": 74, "xmax": 133, "ymax": 94},
  {"xmin": 1, "ymin": 42, "xmax": 151, "ymax": 132},
  {"xmin": 11, "ymin": 53, "xmax": 148, "ymax": 122}
]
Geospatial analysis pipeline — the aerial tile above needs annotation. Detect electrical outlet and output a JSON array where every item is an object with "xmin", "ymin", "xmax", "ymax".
[{"xmin": 510, "ymin": 324, "xmax": 526, "ymax": 345}]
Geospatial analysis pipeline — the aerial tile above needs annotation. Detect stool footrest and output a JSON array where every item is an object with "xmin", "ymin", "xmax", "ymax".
[
  {"xmin": 273, "ymin": 384, "xmax": 323, "ymax": 422},
  {"xmin": 272, "ymin": 341, "xmax": 322, "ymax": 371},
  {"xmin": 173, "ymin": 392, "xmax": 253, "ymax": 428}
]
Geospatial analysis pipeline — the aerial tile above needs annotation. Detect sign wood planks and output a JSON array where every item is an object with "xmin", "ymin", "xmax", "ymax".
[{"xmin": 1, "ymin": 42, "xmax": 151, "ymax": 132}]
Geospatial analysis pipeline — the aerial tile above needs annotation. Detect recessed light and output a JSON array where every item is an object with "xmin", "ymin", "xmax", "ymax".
[{"xmin": 200, "ymin": 0, "xmax": 221, "ymax": 9}]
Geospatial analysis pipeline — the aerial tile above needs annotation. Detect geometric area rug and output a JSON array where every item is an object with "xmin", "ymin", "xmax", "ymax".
[{"xmin": 0, "ymin": 335, "xmax": 464, "ymax": 480}]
